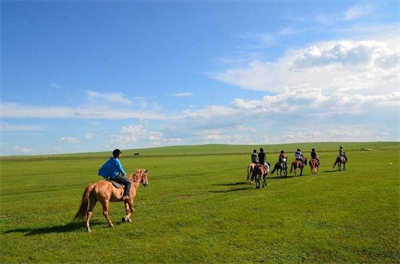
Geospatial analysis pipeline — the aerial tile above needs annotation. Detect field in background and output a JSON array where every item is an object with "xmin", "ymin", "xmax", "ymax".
[{"xmin": 1, "ymin": 142, "xmax": 399, "ymax": 263}]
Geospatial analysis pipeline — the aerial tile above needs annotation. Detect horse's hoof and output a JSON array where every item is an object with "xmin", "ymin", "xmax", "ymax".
[
  {"xmin": 127, "ymin": 218, "xmax": 132, "ymax": 223},
  {"xmin": 122, "ymin": 217, "xmax": 126, "ymax": 222}
]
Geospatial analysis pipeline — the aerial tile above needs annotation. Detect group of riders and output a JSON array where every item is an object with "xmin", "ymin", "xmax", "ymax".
[{"xmin": 249, "ymin": 145, "xmax": 348, "ymax": 178}]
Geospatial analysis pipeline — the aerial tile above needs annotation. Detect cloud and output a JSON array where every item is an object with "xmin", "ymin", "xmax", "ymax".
[
  {"xmin": 0, "ymin": 103, "xmax": 165, "ymax": 120},
  {"xmin": 84, "ymin": 132, "xmax": 94, "ymax": 140},
  {"xmin": 59, "ymin": 136, "xmax": 80, "ymax": 144},
  {"xmin": 87, "ymin": 90, "xmax": 132, "ymax": 105},
  {"xmin": 14, "ymin": 145, "xmax": 33, "ymax": 154},
  {"xmin": 172, "ymin": 92, "xmax": 193, "ymax": 97},
  {"xmin": 214, "ymin": 38, "xmax": 400, "ymax": 97},
  {"xmin": 0, "ymin": 122, "xmax": 43, "ymax": 132},
  {"xmin": 344, "ymin": 4, "xmax": 374, "ymax": 21}
]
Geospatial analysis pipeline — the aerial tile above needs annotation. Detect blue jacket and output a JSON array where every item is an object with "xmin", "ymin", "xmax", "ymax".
[{"xmin": 98, "ymin": 157, "xmax": 126, "ymax": 179}]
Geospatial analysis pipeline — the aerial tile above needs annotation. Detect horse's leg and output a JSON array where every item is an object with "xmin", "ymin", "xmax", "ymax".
[
  {"xmin": 123, "ymin": 201, "xmax": 133, "ymax": 223},
  {"xmin": 343, "ymin": 162, "xmax": 346, "ymax": 171},
  {"xmin": 86, "ymin": 196, "xmax": 97, "ymax": 232},
  {"xmin": 300, "ymin": 167, "xmax": 303, "ymax": 176},
  {"xmin": 101, "ymin": 200, "xmax": 114, "ymax": 228}
]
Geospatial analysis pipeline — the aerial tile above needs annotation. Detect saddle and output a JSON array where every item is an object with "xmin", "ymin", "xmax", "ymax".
[{"xmin": 107, "ymin": 180, "xmax": 124, "ymax": 189}]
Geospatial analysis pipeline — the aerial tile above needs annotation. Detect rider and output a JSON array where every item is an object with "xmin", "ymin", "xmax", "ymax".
[
  {"xmin": 251, "ymin": 149, "xmax": 259, "ymax": 164},
  {"xmin": 258, "ymin": 147, "xmax": 269, "ymax": 171},
  {"xmin": 295, "ymin": 148, "xmax": 305, "ymax": 163},
  {"xmin": 279, "ymin": 150, "xmax": 287, "ymax": 163},
  {"xmin": 98, "ymin": 149, "xmax": 131, "ymax": 201},
  {"xmin": 310, "ymin": 148, "xmax": 320, "ymax": 165},
  {"xmin": 339, "ymin": 145, "xmax": 348, "ymax": 162}
]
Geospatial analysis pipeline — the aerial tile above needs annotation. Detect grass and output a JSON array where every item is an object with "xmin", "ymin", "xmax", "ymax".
[{"xmin": 0, "ymin": 142, "xmax": 399, "ymax": 263}]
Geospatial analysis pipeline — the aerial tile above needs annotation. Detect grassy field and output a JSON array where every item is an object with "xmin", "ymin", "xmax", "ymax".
[{"xmin": 1, "ymin": 142, "xmax": 399, "ymax": 263}]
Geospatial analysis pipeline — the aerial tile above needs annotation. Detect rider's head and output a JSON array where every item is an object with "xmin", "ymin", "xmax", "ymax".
[
  {"xmin": 253, "ymin": 149, "xmax": 257, "ymax": 153},
  {"xmin": 112, "ymin": 149, "xmax": 122, "ymax": 158},
  {"xmin": 260, "ymin": 148, "xmax": 264, "ymax": 152},
  {"xmin": 312, "ymin": 148, "xmax": 315, "ymax": 151},
  {"xmin": 340, "ymin": 145, "xmax": 343, "ymax": 149},
  {"xmin": 297, "ymin": 148, "xmax": 301, "ymax": 151},
  {"xmin": 280, "ymin": 150, "xmax": 284, "ymax": 153}
]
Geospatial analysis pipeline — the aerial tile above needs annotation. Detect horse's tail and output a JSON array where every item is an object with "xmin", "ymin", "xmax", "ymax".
[{"xmin": 74, "ymin": 183, "xmax": 95, "ymax": 220}]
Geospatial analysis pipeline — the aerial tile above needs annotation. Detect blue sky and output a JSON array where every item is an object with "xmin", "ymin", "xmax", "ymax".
[{"xmin": 1, "ymin": 0, "xmax": 399, "ymax": 155}]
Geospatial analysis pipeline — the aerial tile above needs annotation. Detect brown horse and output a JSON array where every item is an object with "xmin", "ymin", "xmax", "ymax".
[
  {"xmin": 309, "ymin": 159, "xmax": 319, "ymax": 175},
  {"xmin": 290, "ymin": 158, "xmax": 307, "ymax": 177},
  {"xmin": 333, "ymin": 156, "xmax": 347, "ymax": 171},
  {"xmin": 247, "ymin": 163, "xmax": 257, "ymax": 183},
  {"xmin": 254, "ymin": 164, "xmax": 268, "ymax": 189},
  {"xmin": 74, "ymin": 168, "xmax": 149, "ymax": 232}
]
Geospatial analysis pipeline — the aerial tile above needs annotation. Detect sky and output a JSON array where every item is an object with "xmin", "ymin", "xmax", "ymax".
[{"xmin": 1, "ymin": 0, "xmax": 399, "ymax": 155}]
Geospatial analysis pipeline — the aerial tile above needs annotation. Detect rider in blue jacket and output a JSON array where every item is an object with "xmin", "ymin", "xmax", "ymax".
[{"xmin": 99, "ymin": 149, "xmax": 131, "ymax": 201}]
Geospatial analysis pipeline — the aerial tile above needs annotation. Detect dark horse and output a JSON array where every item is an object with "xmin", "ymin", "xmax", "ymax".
[
  {"xmin": 271, "ymin": 159, "xmax": 288, "ymax": 177},
  {"xmin": 333, "ymin": 156, "xmax": 347, "ymax": 171},
  {"xmin": 290, "ymin": 158, "xmax": 307, "ymax": 177}
]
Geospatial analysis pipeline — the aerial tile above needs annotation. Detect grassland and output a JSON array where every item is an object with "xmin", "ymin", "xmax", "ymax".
[{"xmin": 1, "ymin": 142, "xmax": 399, "ymax": 263}]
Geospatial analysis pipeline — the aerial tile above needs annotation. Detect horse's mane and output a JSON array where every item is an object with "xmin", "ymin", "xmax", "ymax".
[{"xmin": 128, "ymin": 168, "xmax": 146, "ymax": 182}]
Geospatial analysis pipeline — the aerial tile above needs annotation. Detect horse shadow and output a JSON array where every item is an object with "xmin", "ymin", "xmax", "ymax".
[
  {"xmin": 322, "ymin": 169, "xmax": 338, "ymax": 173},
  {"xmin": 212, "ymin": 182, "xmax": 248, "ymax": 186},
  {"xmin": 3, "ymin": 220, "xmax": 104, "ymax": 236},
  {"xmin": 268, "ymin": 175, "xmax": 295, "ymax": 180},
  {"xmin": 209, "ymin": 186, "xmax": 253, "ymax": 193}
]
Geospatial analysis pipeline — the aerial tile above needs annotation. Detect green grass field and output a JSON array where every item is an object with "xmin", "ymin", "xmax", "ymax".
[{"xmin": 1, "ymin": 142, "xmax": 399, "ymax": 263}]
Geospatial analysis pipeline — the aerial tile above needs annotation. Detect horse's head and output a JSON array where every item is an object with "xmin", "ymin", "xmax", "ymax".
[{"xmin": 135, "ymin": 168, "xmax": 149, "ymax": 187}]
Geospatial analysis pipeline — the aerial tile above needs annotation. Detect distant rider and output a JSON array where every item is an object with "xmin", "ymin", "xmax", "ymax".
[
  {"xmin": 251, "ymin": 149, "xmax": 259, "ymax": 164},
  {"xmin": 258, "ymin": 147, "xmax": 269, "ymax": 171},
  {"xmin": 279, "ymin": 150, "xmax": 288, "ymax": 168},
  {"xmin": 98, "ymin": 149, "xmax": 131, "ymax": 201},
  {"xmin": 338, "ymin": 145, "xmax": 348, "ymax": 162},
  {"xmin": 310, "ymin": 148, "xmax": 320, "ymax": 165},
  {"xmin": 295, "ymin": 148, "xmax": 305, "ymax": 163}
]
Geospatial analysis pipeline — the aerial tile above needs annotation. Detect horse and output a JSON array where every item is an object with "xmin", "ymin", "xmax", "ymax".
[
  {"xmin": 290, "ymin": 158, "xmax": 307, "ymax": 177},
  {"xmin": 74, "ymin": 168, "xmax": 149, "ymax": 232},
  {"xmin": 271, "ymin": 159, "xmax": 288, "ymax": 177},
  {"xmin": 333, "ymin": 156, "xmax": 347, "ymax": 171},
  {"xmin": 309, "ymin": 159, "xmax": 319, "ymax": 175},
  {"xmin": 247, "ymin": 163, "xmax": 257, "ymax": 183},
  {"xmin": 254, "ymin": 164, "xmax": 268, "ymax": 189}
]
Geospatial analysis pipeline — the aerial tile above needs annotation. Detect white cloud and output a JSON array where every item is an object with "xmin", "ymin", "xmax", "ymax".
[
  {"xmin": 214, "ymin": 38, "xmax": 400, "ymax": 102},
  {"xmin": 14, "ymin": 145, "xmax": 33, "ymax": 154},
  {"xmin": 84, "ymin": 132, "xmax": 94, "ymax": 140},
  {"xmin": 59, "ymin": 136, "xmax": 80, "ymax": 144},
  {"xmin": 172, "ymin": 92, "xmax": 193, "ymax": 97},
  {"xmin": 110, "ymin": 124, "xmax": 163, "ymax": 148},
  {"xmin": 0, "ymin": 103, "xmax": 165, "ymax": 120},
  {"xmin": 87, "ymin": 90, "xmax": 132, "ymax": 105},
  {"xmin": 0, "ymin": 122, "xmax": 43, "ymax": 132},
  {"xmin": 344, "ymin": 4, "xmax": 374, "ymax": 21}
]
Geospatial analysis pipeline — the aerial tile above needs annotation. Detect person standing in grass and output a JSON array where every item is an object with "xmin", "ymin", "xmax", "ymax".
[{"xmin": 98, "ymin": 149, "xmax": 131, "ymax": 201}]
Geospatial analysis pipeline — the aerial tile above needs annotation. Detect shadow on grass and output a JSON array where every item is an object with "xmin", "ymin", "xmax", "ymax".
[
  {"xmin": 3, "ymin": 220, "xmax": 104, "ymax": 236},
  {"xmin": 209, "ymin": 187, "xmax": 253, "ymax": 193},
  {"xmin": 212, "ymin": 181, "xmax": 248, "ymax": 186},
  {"xmin": 322, "ymin": 169, "xmax": 339, "ymax": 173},
  {"xmin": 267, "ymin": 175, "xmax": 295, "ymax": 180}
]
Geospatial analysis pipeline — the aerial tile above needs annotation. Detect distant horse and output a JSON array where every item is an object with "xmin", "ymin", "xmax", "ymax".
[
  {"xmin": 290, "ymin": 158, "xmax": 307, "ymax": 177},
  {"xmin": 74, "ymin": 169, "xmax": 149, "ymax": 232},
  {"xmin": 309, "ymin": 159, "xmax": 319, "ymax": 175},
  {"xmin": 254, "ymin": 164, "xmax": 268, "ymax": 189},
  {"xmin": 247, "ymin": 163, "xmax": 257, "ymax": 183},
  {"xmin": 333, "ymin": 156, "xmax": 347, "ymax": 171},
  {"xmin": 271, "ymin": 159, "xmax": 288, "ymax": 177}
]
